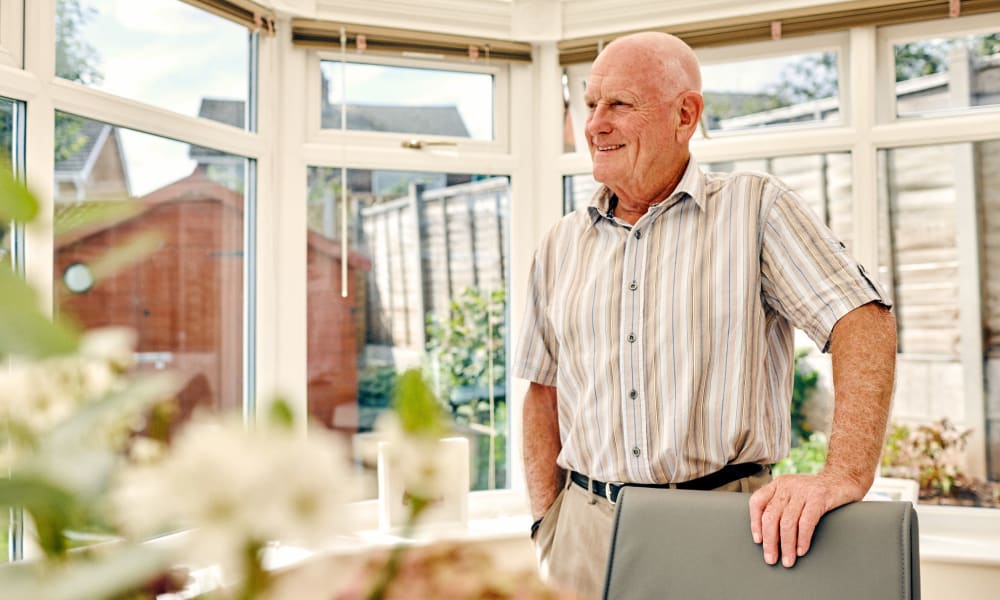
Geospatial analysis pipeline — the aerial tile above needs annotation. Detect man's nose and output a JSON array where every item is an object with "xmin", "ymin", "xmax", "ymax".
[{"xmin": 587, "ymin": 105, "xmax": 611, "ymax": 136}]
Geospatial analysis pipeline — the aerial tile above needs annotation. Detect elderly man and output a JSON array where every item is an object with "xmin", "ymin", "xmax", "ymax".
[{"xmin": 515, "ymin": 31, "xmax": 896, "ymax": 599}]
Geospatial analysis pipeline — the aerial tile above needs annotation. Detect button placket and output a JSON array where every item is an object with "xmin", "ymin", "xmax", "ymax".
[{"xmin": 621, "ymin": 214, "xmax": 650, "ymax": 477}]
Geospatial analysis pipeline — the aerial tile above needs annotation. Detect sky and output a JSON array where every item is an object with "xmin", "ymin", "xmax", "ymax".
[
  {"xmin": 76, "ymin": 0, "xmax": 250, "ymax": 196},
  {"xmin": 71, "ymin": 1, "xmax": 828, "ymax": 197},
  {"xmin": 701, "ymin": 54, "xmax": 806, "ymax": 95},
  {"xmin": 73, "ymin": 0, "xmax": 494, "ymax": 197}
]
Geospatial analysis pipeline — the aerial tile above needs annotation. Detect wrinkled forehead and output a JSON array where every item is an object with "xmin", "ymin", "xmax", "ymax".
[{"xmin": 584, "ymin": 63, "xmax": 671, "ymax": 102}]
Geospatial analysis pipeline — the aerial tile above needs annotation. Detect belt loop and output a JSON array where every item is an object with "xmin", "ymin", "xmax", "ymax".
[{"xmin": 587, "ymin": 476, "xmax": 598, "ymax": 505}]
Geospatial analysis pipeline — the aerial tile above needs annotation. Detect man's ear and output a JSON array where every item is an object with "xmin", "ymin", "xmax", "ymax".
[{"xmin": 676, "ymin": 92, "xmax": 704, "ymax": 141}]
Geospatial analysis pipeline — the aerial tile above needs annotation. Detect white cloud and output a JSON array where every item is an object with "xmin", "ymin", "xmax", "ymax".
[{"xmin": 101, "ymin": 0, "xmax": 218, "ymax": 35}]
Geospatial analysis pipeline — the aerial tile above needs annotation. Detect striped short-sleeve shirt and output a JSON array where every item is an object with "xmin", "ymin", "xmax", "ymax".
[{"xmin": 514, "ymin": 157, "xmax": 888, "ymax": 484}]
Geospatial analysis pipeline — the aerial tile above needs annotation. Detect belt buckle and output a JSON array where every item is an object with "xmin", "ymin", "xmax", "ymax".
[{"xmin": 606, "ymin": 482, "xmax": 622, "ymax": 504}]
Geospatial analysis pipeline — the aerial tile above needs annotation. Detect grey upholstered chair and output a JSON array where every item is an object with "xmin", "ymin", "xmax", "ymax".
[{"xmin": 603, "ymin": 487, "xmax": 920, "ymax": 600}]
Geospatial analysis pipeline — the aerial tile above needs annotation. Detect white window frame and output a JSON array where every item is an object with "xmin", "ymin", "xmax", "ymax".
[
  {"xmin": 695, "ymin": 31, "xmax": 850, "ymax": 137},
  {"xmin": 0, "ymin": 0, "xmax": 23, "ymax": 69},
  {"xmin": 292, "ymin": 44, "xmax": 532, "ymax": 516},
  {"xmin": 874, "ymin": 14, "xmax": 1000, "ymax": 485},
  {"xmin": 307, "ymin": 51, "xmax": 512, "ymax": 155},
  {"xmin": 876, "ymin": 11, "xmax": 1000, "ymax": 126}
]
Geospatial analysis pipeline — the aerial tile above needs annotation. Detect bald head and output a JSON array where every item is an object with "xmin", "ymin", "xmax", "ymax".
[
  {"xmin": 595, "ymin": 32, "xmax": 702, "ymax": 98},
  {"xmin": 584, "ymin": 30, "xmax": 705, "ymax": 213}
]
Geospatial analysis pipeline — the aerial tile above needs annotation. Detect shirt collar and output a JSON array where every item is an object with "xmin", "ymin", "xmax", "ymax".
[{"xmin": 586, "ymin": 156, "xmax": 707, "ymax": 228}]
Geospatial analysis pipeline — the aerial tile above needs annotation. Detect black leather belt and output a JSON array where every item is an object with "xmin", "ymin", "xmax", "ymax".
[{"xmin": 570, "ymin": 463, "xmax": 765, "ymax": 504}]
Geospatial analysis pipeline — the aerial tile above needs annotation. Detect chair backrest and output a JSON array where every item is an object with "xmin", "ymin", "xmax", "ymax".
[{"xmin": 603, "ymin": 487, "xmax": 920, "ymax": 600}]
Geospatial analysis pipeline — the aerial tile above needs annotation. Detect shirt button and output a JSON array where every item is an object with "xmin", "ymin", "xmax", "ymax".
[
  {"xmin": 632, "ymin": 447, "xmax": 641, "ymax": 457},
  {"xmin": 627, "ymin": 333, "xmax": 636, "ymax": 343},
  {"xmin": 628, "ymin": 280, "xmax": 638, "ymax": 291},
  {"xmin": 629, "ymin": 389, "xmax": 638, "ymax": 399},
  {"xmin": 634, "ymin": 230, "xmax": 642, "ymax": 239}
]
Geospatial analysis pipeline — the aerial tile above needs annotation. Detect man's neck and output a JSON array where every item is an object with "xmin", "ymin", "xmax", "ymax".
[{"xmin": 606, "ymin": 158, "xmax": 690, "ymax": 225}]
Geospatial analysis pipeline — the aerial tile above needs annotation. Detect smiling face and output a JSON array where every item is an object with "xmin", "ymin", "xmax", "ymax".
[{"xmin": 585, "ymin": 33, "xmax": 704, "ymax": 207}]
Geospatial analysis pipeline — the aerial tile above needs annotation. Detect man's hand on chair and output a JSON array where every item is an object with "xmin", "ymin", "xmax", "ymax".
[{"xmin": 748, "ymin": 471, "xmax": 868, "ymax": 568}]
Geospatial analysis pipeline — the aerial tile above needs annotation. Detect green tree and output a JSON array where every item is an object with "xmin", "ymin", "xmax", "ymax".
[
  {"xmin": 54, "ymin": 0, "xmax": 103, "ymax": 162},
  {"xmin": 771, "ymin": 51, "xmax": 839, "ymax": 103},
  {"xmin": 55, "ymin": 0, "xmax": 102, "ymax": 86},
  {"xmin": 425, "ymin": 287, "xmax": 506, "ymax": 406},
  {"xmin": 976, "ymin": 33, "xmax": 1000, "ymax": 57},
  {"xmin": 894, "ymin": 40, "xmax": 948, "ymax": 82}
]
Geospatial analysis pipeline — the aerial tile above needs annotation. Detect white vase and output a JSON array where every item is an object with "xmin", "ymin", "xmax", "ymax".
[{"xmin": 376, "ymin": 436, "xmax": 470, "ymax": 533}]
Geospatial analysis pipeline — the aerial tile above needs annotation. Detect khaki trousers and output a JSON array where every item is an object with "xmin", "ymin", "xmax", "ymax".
[{"xmin": 533, "ymin": 469, "xmax": 772, "ymax": 600}]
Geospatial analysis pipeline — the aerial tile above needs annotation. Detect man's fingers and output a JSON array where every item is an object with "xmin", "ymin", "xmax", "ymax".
[
  {"xmin": 796, "ymin": 499, "xmax": 826, "ymax": 558},
  {"xmin": 758, "ymin": 492, "xmax": 786, "ymax": 566},
  {"xmin": 779, "ymin": 497, "xmax": 805, "ymax": 567},
  {"xmin": 748, "ymin": 485, "xmax": 775, "ymax": 545}
]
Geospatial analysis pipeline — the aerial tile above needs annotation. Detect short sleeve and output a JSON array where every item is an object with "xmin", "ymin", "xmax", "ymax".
[
  {"xmin": 513, "ymin": 248, "xmax": 559, "ymax": 386},
  {"xmin": 760, "ymin": 186, "xmax": 890, "ymax": 352}
]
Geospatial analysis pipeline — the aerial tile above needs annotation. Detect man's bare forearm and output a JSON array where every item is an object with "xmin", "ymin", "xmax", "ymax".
[
  {"xmin": 523, "ymin": 382, "xmax": 564, "ymax": 519},
  {"xmin": 824, "ymin": 301, "xmax": 897, "ymax": 493}
]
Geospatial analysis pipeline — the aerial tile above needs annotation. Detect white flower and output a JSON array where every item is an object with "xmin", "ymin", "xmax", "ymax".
[
  {"xmin": 0, "ymin": 327, "xmax": 134, "ymax": 433},
  {"xmin": 112, "ymin": 415, "xmax": 356, "ymax": 576},
  {"xmin": 79, "ymin": 327, "xmax": 136, "ymax": 372},
  {"xmin": 127, "ymin": 436, "xmax": 166, "ymax": 465}
]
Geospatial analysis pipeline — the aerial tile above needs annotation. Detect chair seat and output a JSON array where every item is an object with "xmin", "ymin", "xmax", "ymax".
[{"xmin": 603, "ymin": 487, "xmax": 919, "ymax": 600}]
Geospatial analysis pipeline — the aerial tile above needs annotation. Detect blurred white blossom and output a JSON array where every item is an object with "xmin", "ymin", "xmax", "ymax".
[
  {"xmin": 112, "ymin": 415, "xmax": 356, "ymax": 577},
  {"xmin": 0, "ymin": 326, "xmax": 136, "ymax": 468}
]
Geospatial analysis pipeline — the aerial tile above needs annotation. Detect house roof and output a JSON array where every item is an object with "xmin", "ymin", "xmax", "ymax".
[
  {"xmin": 189, "ymin": 99, "xmax": 247, "ymax": 162},
  {"xmin": 54, "ymin": 119, "xmax": 112, "ymax": 177},
  {"xmin": 198, "ymin": 98, "xmax": 246, "ymax": 129},
  {"xmin": 322, "ymin": 104, "xmax": 470, "ymax": 137}
]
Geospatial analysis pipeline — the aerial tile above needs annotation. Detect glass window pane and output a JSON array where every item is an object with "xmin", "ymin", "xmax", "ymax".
[
  {"xmin": 306, "ymin": 167, "xmax": 509, "ymax": 498},
  {"xmin": 1, "ymin": 96, "xmax": 14, "ymax": 563},
  {"xmin": 320, "ymin": 61, "xmax": 494, "ymax": 140},
  {"xmin": 55, "ymin": 0, "xmax": 251, "ymax": 129},
  {"xmin": 879, "ymin": 141, "xmax": 1000, "ymax": 492},
  {"xmin": 53, "ymin": 113, "xmax": 248, "ymax": 425},
  {"xmin": 1, "ymin": 97, "xmax": 14, "ymax": 271},
  {"xmin": 701, "ymin": 51, "xmax": 840, "ymax": 133},
  {"xmin": 563, "ymin": 173, "xmax": 599, "ymax": 214},
  {"xmin": 894, "ymin": 33, "xmax": 1000, "ymax": 117}
]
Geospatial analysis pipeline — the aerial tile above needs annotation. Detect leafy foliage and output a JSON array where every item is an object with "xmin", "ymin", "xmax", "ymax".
[
  {"xmin": 772, "ymin": 432, "xmax": 828, "ymax": 476},
  {"xmin": 425, "ymin": 287, "xmax": 506, "ymax": 403},
  {"xmin": 881, "ymin": 418, "xmax": 972, "ymax": 497},
  {"xmin": 0, "ymin": 169, "xmax": 179, "ymax": 598},
  {"xmin": 771, "ymin": 51, "xmax": 839, "ymax": 104},
  {"xmin": 54, "ymin": 0, "xmax": 105, "ymax": 163},
  {"xmin": 55, "ymin": 0, "xmax": 103, "ymax": 86},
  {"xmin": 894, "ymin": 40, "xmax": 949, "ymax": 82},
  {"xmin": 358, "ymin": 364, "xmax": 398, "ymax": 409},
  {"xmin": 393, "ymin": 369, "xmax": 449, "ymax": 439},
  {"xmin": 790, "ymin": 348, "xmax": 819, "ymax": 447},
  {"xmin": 0, "ymin": 169, "xmax": 79, "ymax": 359}
]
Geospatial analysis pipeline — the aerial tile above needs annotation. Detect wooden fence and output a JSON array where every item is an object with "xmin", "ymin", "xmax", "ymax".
[{"xmin": 359, "ymin": 177, "xmax": 509, "ymax": 351}]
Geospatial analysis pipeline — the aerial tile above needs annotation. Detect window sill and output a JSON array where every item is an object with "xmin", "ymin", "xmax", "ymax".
[{"xmin": 916, "ymin": 504, "xmax": 1000, "ymax": 567}]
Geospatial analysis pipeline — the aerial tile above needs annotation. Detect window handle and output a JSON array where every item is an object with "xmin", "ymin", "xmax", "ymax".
[{"xmin": 401, "ymin": 139, "xmax": 458, "ymax": 150}]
